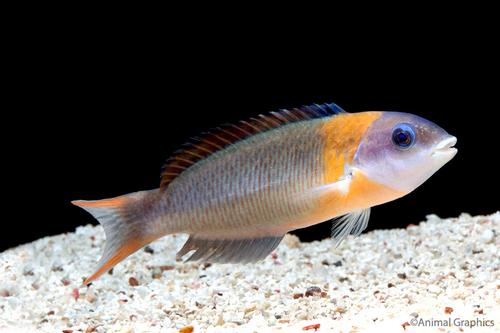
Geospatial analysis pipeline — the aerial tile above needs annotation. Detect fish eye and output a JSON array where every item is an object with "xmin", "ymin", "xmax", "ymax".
[{"xmin": 392, "ymin": 123, "xmax": 415, "ymax": 149}]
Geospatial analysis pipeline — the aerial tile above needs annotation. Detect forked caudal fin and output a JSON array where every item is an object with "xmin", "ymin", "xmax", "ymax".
[{"xmin": 72, "ymin": 190, "xmax": 159, "ymax": 285}]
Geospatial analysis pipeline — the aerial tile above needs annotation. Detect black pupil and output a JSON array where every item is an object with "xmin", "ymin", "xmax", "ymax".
[
  {"xmin": 393, "ymin": 128, "xmax": 412, "ymax": 147},
  {"xmin": 397, "ymin": 132, "xmax": 408, "ymax": 143}
]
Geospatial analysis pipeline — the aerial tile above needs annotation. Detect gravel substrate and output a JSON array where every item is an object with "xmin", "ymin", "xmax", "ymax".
[{"xmin": 1, "ymin": 212, "xmax": 499, "ymax": 333}]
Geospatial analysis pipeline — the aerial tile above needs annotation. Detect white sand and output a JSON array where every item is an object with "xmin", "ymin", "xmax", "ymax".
[{"xmin": 0, "ymin": 212, "xmax": 499, "ymax": 333}]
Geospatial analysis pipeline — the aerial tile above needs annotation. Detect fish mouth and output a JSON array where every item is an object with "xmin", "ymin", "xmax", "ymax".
[{"xmin": 432, "ymin": 136, "xmax": 457, "ymax": 157}]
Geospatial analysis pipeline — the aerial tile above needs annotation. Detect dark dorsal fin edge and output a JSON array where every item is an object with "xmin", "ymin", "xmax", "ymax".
[{"xmin": 160, "ymin": 103, "xmax": 346, "ymax": 190}]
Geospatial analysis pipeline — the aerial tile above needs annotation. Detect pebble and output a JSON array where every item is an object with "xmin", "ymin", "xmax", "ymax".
[
  {"xmin": 305, "ymin": 286, "xmax": 322, "ymax": 297},
  {"xmin": 178, "ymin": 325, "xmax": 193, "ymax": 333},
  {"xmin": 128, "ymin": 277, "xmax": 140, "ymax": 286},
  {"xmin": 85, "ymin": 288, "xmax": 97, "ymax": 303},
  {"xmin": 427, "ymin": 284, "xmax": 442, "ymax": 294},
  {"xmin": 480, "ymin": 229, "xmax": 494, "ymax": 243}
]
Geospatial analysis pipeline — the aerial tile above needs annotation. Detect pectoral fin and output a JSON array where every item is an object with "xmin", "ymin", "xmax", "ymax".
[{"xmin": 330, "ymin": 208, "xmax": 371, "ymax": 247}]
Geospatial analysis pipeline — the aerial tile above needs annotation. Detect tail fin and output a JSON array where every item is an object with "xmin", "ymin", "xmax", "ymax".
[{"xmin": 72, "ymin": 190, "xmax": 159, "ymax": 285}]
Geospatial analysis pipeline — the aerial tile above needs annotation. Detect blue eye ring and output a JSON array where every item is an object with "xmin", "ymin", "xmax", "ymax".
[{"xmin": 392, "ymin": 123, "xmax": 415, "ymax": 149}]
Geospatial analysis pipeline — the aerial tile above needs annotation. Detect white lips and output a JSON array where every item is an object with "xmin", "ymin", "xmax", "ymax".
[
  {"xmin": 435, "ymin": 136, "xmax": 457, "ymax": 150},
  {"xmin": 432, "ymin": 136, "xmax": 457, "ymax": 157}
]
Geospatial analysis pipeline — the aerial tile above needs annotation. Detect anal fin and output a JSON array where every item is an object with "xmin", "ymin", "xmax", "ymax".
[{"xmin": 176, "ymin": 235, "xmax": 284, "ymax": 263}]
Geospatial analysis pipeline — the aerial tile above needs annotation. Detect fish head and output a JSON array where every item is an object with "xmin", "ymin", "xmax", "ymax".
[{"xmin": 353, "ymin": 112, "xmax": 457, "ymax": 194}]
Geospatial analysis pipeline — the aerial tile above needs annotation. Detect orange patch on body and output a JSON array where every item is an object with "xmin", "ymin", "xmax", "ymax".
[
  {"xmin": 320, "ymin": 170, "xmax": 405, "ymax": 215},
  {"xmin": 296, "ymin": 170, "xmax": 405, "ymax": 229},
  {"xmin": 318, "ymin": 112, "xmax": 382, "ymax": 185},
  {"xmin": 314, "ymin": 112, "xmax": 395, "ymax": 218}
]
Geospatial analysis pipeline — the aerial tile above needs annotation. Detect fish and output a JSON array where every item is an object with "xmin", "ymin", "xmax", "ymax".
[{"xmin": 72, "ymin": 103, "xmax": 457, "ymax": 285}]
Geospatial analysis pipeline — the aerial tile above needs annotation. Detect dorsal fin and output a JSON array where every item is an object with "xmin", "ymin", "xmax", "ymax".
[{"xmin": 160, "ymin": 103, "xmax": 346, "ymax": 190}]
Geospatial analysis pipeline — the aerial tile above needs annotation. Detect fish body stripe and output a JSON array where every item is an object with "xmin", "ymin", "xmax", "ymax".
[{"xmin": 161, "ymin": 119, "xmax": 327, "ymax": 235}]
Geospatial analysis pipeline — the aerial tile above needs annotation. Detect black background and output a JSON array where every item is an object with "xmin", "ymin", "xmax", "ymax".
[{"xmin": 4, "ymin": 15, "xmax": 499, "ymax": 251}]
